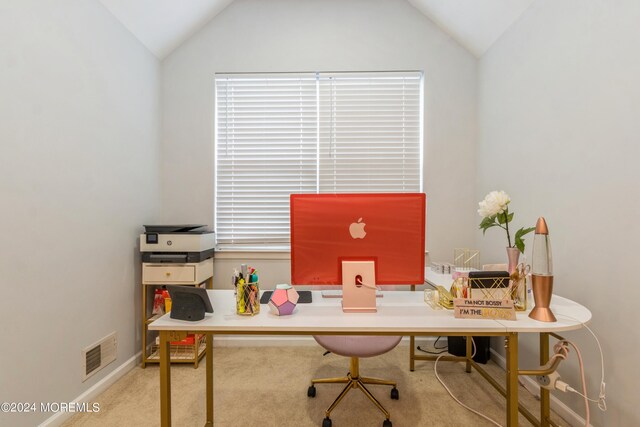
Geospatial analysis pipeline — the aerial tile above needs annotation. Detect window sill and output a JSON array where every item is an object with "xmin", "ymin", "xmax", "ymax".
[
  {"xmin": 215, "ymin": 246, "xmax": 291, "ymax": 260},
  {"xmin": 214, "ymin": 248, "xmax": 427, "ymax": 261}
]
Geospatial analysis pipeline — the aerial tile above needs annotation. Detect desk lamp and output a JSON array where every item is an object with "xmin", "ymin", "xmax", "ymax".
[{"xmin": 529, "ymin": 217, "xmax": 557, "ymax": 322}]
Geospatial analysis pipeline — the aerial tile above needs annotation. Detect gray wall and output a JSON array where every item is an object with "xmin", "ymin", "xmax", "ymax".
[
  {"xmin": 478, "ymin": 0, "xmax": 640, "ymax": 424},
  {"xmin": 0, "ymin": 1, "xmax": 160, "ymax": 425},
  {"xmin": 161, "ymin": 0, "xmax": 479, "ymax": 287}
]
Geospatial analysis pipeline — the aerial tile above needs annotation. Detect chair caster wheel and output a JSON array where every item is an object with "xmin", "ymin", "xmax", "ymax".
[
  {"xmin": 307, "ymin": 385, "xmax": 316, "ymax": 397},
  {"xmin": 323, "ymin": 417, "xmax": 332, "ymax": 427},
  {"xmin": 383, "ymin": 420, "xmax": 392, "ymax": 427},
  {"xmin": 390, "ymin": 387, "xmax": 399, "ymax": 400}
]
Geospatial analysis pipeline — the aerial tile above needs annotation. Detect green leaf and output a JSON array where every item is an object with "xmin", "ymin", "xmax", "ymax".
[
  {"xmin": 479, "ymin": 215, "xmax": 497, "ymax": 231},
  {"xmin": 497, "ymin": 212, "xmax": 514, "ymax": 224},
  {"xmin": 515, "ymin": 227, "xmax": 535, "ymax": 240},
  {"xmin": 481, "ymin": 223, "xmax": 499, "ymax": 235},
  {"xmin": 514, "ymin": 227, "xmax": 535, "ymax": 253}
]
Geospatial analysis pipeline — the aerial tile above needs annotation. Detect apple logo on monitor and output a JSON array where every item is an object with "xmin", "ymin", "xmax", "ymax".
[{"xmin": 349, "ymin": 218, "xmax": 366, "ymax": 239}]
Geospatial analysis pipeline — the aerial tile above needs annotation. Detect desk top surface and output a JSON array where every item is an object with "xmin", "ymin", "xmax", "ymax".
[{"xmin": 149, "ymin": 289, "xmax": 591, "ymax": 335}]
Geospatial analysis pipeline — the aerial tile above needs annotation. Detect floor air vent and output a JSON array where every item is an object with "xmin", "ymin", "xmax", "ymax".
[{"xmin": 82, "ymin": 332, "xmax": 117, "ymax": 381}]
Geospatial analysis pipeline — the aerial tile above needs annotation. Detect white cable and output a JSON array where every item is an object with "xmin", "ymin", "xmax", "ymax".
[
  {"xmin": 554, "ymin": 379, "xmax": 570, "ymax": 392},
  {"xmin": 355, "ymin": 278, "xmax": 380, "ymax": 291},
  {"xmin": 434, "ymin": 338, "xmax": 504, "ymax": 427},
  {"xmin": 566, "ymin": 385, "xmax": 606, "ymax": 404},
  {"xmin": 563, "ymin": 340, "xmax": 590, "ymax": 426},
  {"xmin": 556, "ymin": 314, "xmax": 607, "ymax": 412},
  {"xmin": 540, "ymin": 336, "xmax": 593, "ymax": 425}
]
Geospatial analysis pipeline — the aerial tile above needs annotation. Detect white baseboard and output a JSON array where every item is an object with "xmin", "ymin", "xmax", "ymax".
[
  {"xmin": 489, "ymin": 348, "xmax": 589, "ymax": 427},
  {"xmin": 39, "ymin": 352, "xmax": 141, "ymax": 427}
]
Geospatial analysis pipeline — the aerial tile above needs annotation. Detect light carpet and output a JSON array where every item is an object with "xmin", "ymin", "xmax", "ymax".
[{"xmin": 64, "ymin": 344, "xmax": 568, "ymax": 426}]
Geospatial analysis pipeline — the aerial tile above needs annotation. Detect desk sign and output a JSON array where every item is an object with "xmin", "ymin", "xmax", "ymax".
[{"xmin": 453, "ymin": 298, "xmax": 516, "ymax": 321}]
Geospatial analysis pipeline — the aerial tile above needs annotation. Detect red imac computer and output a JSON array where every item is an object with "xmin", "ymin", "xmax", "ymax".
[{"xmin": 290, "ymin": 193, "xmax": 426, "ymax": 312}]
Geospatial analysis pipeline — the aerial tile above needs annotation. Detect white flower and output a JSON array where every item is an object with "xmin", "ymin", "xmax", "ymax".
[{"xmin": 478, "ymin": 191, "xmax": 511, "ymax": 218}]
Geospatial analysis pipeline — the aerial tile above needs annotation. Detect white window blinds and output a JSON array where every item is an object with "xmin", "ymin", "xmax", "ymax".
[
  {"xmin": 318, "ymin": 73, "xmax": 422, "ymax": 192},
  {"xmin": 215, "ymin": 71, "xmax": 423, "ymax": 248}
]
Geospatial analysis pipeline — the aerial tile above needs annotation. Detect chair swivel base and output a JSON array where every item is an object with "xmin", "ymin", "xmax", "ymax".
[{"xmin": 307, "ymin": 357, "xmax": 398, "ymax": 427}]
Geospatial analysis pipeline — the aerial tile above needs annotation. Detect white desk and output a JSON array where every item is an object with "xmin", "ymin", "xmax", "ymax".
[{"xmin": 149, "ymin": 290, "xmax": 591, "ymax": 427}]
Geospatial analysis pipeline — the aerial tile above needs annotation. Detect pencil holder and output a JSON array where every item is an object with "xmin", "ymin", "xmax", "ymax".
[{"xmin": 236, "ymin": 281, "xmax": 260, "ymax": 316}]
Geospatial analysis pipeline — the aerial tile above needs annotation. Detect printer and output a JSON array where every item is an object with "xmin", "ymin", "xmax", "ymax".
[{"xmin": 140, "ymin": 225, "xmax": 215, "ymax": 263}]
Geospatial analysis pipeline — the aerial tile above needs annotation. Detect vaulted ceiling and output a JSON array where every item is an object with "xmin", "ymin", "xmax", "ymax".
[
  {"xmin": 99, "ymin": 0, "xmax": 234, "ymax": 59},
  {"xmin": 99, "ymin": 0, "xmax": 534, "ymax": 59},
  {"xmin": 408, "ymin": 0, "xmax": 534, "ymax": 56}
]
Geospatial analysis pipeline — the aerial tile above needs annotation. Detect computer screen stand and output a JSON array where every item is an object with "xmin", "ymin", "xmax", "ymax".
[{"xmin": 341, "ymin": 260, "xmax": 377, "ymax": 313}]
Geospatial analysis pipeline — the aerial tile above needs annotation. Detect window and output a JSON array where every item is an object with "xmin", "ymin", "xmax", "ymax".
[{"xmin": 215, "ymin": 71, "xmax": 423, "ymax": 249}]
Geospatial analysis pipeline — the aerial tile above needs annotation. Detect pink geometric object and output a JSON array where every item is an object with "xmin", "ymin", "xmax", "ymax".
[
  {"xmin": 286, "ymin": 288, "xmax": 299, "ymax": 304},
  {"xmin": 278, "ymin": 301, "xmax": 296, "ymax": 316},
  {"xmin": 271, "ymin": 289, "xmax": 288, "ymax": 306},
  {"xmin": 268, "ymin": 284, "xmax": 299, "ymax": 316}
]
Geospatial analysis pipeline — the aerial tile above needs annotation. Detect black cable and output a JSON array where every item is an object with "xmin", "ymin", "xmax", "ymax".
[
  {"xmin": 416, "ymin": 345, "xmax": 448, "ymax": 355},
  {"xmin": 434, "ymin": 336, "xmax": 447, "ymax": 350},
  {"xmin": 421, "ymin": 283, "xmax": 448, "ymax": 353}
]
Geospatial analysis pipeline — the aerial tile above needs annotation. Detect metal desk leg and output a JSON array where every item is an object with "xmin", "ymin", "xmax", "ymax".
[
  {"xmin": 540, "ymin": 333, "xmax": 551, "ymax": 427},
  {"xmin": 409, "ymin": 336, "xmax": 415, "ymax": 371},
  {"xmin": 409, "ymin": 284, "xmax": 416, "ymax": 372},
  {"xmin": 159, "ymin": 331, "xmax": 172, "ymax": 427},
  {"xmin": 465, "ymin": 336, "xmax": 472, "ymax": 373},
  {"xmin": 505, "ymin": 333, "xmax": 519, "ymax": 427},
  {"xmin": 205, "ymin": 333, "xmax": 214, "ymax": 426},
  {"xmin": 142, "ymin": 283, "xmax": 147, "ymax": 368}
]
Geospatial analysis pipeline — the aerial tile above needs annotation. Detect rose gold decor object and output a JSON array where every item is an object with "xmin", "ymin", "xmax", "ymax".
[
  {"xmin": 506, "ymin": 247, "xmax": 520, "ymax": 274},
  {"xmin": 530, "ymin": 275, "xmax": 556, "ymax": 321},
  {"xmin": 529, "ymin": 217, "xmax": 557, "ymax": 322}
]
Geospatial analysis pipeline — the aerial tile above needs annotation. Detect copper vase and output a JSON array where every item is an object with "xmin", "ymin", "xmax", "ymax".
[{"xmin": 529, "ymin": 275, "xmax": 557, "ymax": 322}]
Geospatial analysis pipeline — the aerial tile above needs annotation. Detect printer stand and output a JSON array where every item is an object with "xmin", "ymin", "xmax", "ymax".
[{"xmin": 141, "ymin": 258, "xmax": 213, "ymax": 368}]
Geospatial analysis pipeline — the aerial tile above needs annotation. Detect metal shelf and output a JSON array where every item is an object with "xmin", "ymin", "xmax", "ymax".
[
  {"xmin": 140, "ymin": 259, "xmax": 213, "ymax": 368},
  {"xmin": 145, "ymin": 335, "xmax": 207, "ymax": 364}
]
